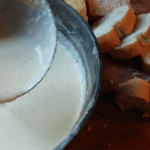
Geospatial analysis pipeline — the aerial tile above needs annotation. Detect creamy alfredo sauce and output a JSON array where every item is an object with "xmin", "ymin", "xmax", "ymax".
[
  {"xmin": 0, "ymin": 36, "xmax": 84, "ymax": 149},
  {"xmin": 0, "ymin": 0, "xmax": 56, "ymax": 102}
]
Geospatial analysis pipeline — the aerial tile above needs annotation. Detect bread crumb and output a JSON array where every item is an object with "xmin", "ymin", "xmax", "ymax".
[
  {"xmin": 103, "ymin": 124, "xmax": 108, "ymax": 128},
  {"xmin": 107, "ymin": 143, "xmax": 111, "ymax": 147},
  {"xmin": 109, "ymin": 80, "xmax": 115, "ymax": 85},
  {"xmin": 143, "ymin": 112, "xmax": 150, "ymax": 118},
  {"xmin": 86, "ymin": 126, "xmax": 92, "ymax": 131}
]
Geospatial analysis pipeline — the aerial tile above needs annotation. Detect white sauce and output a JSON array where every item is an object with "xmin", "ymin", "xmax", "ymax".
[
  {"xmin": 0, "ymin": 0, "xmax": 56, "ymax": 102},
  {"xmin": 0, "ymin": 1, "xmax": 85, "ymax": 149},
  {"xmin": 0, "ymin": 40, "xmax": 84, "ymax": 149}
]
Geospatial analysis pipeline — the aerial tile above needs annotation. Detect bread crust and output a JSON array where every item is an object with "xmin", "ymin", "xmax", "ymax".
[
  {"xmin": 116, "ymin": 78, "xmax": 150, "ymax": 111},
  {"xmin": 86, "ymin": 0, "xmax": 130, "ymax": 21},
  {"xmin": 92, "ymin": 5, "xmax": 136, "ymax": 53},
  {"xmin": 65, "ymin": 0, "xmax": 85, "ymax": 10},
  {"xmin": 108, "ymin": 40, "xmax": 143, "ymax": 59},
  {"xmin": 97, "ymin": 28, "xmax": 120, "ymax": 53},
  {"xmin": 78, "ymin": 4, "xmax": 88, "ymax": 21},
  {"xmin": 109, "ymin": 12, "xmax": 150, "ymax": 60},
  {"xmin": 64, "ymin": 0, "xmax": 88, "ymax": 21},
  {"xmin": 86, "ymin": 0, "xmax": 102, "ymax": 21},
  {"xmin": 114, "ymin": 8, "xmax": 136, "ymax": 38},
  {"xmin": 117, "ymin": 78, "xmax": 149, "ymax": 101}
]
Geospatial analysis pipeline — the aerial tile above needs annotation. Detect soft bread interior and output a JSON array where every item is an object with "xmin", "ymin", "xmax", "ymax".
[
  {"xmin": 118, "ymin": 13, "xmax": 150, "ymax": 48},
  {"xmin": 92, "ymin": 5, "xmax": 130, "ymax": 38}
]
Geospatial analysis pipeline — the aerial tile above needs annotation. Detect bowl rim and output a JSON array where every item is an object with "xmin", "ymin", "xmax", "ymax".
[{"xmin": 50, "ymin": 0, "xmax": 103, "ymax": 149}]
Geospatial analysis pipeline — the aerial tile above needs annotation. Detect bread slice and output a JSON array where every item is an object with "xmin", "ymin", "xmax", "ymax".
[
  {"xmin": 116, "ymin": 78, "xmax": 150, "ymax": 111},
  {"xmin": 94, "ymin": 26, "xmax": 120, "ymax": 53},
  {"xmin": 65, "ymin": 0, "xmax": 85, "ymax": 10},
  {"xmin": 109, "ymin": 13, "xmax": 150, "ymax": 60},
  {"xmin": 108, "ymin": 38, "xmax": 143, "ymax": 59},
  {"xmin": 78, "ymin": 3, "xmax": 88, "ymax": 21},
  {"xmin": 64, "ymin": 0, "xmax": 88, "ymax": 21},
  {"xmin": 92, "ymin": 5, "xmax": 136, "ymax": 53},
  {"xmin": 86, "ymin": 0, "xmax": 130, "ymax": 21},
  {"xmin": 86, "ymin": 0, "xmax": 102, "ymax": 21}
]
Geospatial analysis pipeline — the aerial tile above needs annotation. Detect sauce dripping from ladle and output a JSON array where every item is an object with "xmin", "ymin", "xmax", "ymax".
[{"xmin": 0, "ymin": 0, "xmax": 56, "ymax": 103}]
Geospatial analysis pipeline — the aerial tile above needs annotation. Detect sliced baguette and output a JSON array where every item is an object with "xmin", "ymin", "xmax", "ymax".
[
  {"xmin": 86, "ymin": 0, "xmax": 130, "ymax": 21},
  {"xmin": 78, "ymin": 4, "xmax": 88, "ymax": 21},
  {"xmin": 65, "ymin": 0, "xmax": 85, "ymax": 10},
  {"xmin": 116, "ymin": 78, "xmax": 150, "ymax": 111},
  {"xmin": 108, "ymin": 38, "xmax": 143, "ymax": 59},
  {"xmin": 113, "ymin": 7, "xmax": 137, "ymax": 38},
  {"xmin": 95, "ymin": 26, "xmax": 120, "ymax": 53},
  {"xmin": 109, "ymin": 13, "xmax": 150, "ymax": 59},
  {"xmin": 92, "ymin": 5, "xmax": 136, "ymax": 53},
  {"xmin": 64, "ymin": 0, "xmax": 88, "ymax": 21}
]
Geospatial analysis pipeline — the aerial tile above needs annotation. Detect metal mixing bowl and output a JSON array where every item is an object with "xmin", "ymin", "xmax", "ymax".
[{"xmin": 48, "ymin": 0, "xmax": 103, "ymax": 149}]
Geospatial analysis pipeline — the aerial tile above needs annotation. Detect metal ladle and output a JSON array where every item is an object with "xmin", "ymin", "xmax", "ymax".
[{"xmin": 0, "ymin": 0, "xmax": 56, "ymax": 103}]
